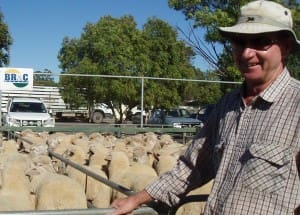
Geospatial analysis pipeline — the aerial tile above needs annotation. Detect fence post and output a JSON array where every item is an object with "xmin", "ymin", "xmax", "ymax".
[{"xmin": 140, "ymin": 77, "xmax": 144, "ymax": 128}]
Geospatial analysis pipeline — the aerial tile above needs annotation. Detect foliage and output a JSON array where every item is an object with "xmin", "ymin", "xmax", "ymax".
[
  {"xmin": 168, "ymin": 0, "xmax": 300, "ymax": 87},
  {"xmin": 194, "ymin": 70, "xmax": 223, "ymax": 105},
  {"xmin": 287, "ymin": 3, "xmax": 300, "ymax": 80},
  {"xmin": 58, "ymin": 16, "xmax": 146, "ymax": 122},
  {"xmin": 141, "ymin": 18, "xmax": 198, "ymax": 109},
  {"xmin": 0, "ymin": 11, "xmax": 12, "ymax": 66},
  {"xmin": 33, "ymin": 69, "xmax": 57, "ymax": 86},
  {"xmin": 58, "ymin": 16, "xmax": 200, "ymax": 122}
]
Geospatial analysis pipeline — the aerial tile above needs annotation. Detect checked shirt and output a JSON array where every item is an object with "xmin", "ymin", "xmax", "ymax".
[{"xmin": 146, "ymin": 68, "xmax": 300, "ymax": 214}]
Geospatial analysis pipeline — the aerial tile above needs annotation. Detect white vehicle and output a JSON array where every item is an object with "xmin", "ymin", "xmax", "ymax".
[
  {"xmin": 2, "ymin": 97, "xmax": 55, "ymax": 127},
  {"xmin": 0, "ymin": 86, "xmax": 114, "ymax": 124}
]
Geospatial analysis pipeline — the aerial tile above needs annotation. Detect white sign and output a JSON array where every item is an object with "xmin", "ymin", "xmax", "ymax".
[{"xmin": 0, "ymin": 67, "xmax": 33, "ymax": 90}]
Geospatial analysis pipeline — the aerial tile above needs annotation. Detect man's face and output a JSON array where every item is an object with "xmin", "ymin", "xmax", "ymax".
[{"xmin": 231, "ymin": 33, "xmax": 289, "ymax": 86}]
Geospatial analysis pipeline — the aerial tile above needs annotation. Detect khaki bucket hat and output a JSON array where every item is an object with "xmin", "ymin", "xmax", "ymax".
[{"xmin": 219, "ymin": 0, "xmax": 300, "ymax": 49}]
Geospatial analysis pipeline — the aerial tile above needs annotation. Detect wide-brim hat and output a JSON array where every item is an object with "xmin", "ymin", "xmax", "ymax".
[{"xmin": 219, "ymin": 0, "xmax": 300, "ymax": 50}]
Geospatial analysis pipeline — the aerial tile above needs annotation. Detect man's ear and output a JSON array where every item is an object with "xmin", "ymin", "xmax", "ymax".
[{"xmin": 281, "ymin": 44, "xmax": 292, "ymax": 61}]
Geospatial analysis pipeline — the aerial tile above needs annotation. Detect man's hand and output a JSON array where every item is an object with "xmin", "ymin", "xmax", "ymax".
[{"xmin": 108, "ymin": 190, "xmax": 153, "ymax": 215}]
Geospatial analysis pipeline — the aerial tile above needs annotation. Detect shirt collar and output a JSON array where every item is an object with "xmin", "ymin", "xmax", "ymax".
[{"xmin": 240, "ymin": 68, "xmax": 291, "ymax": 104}]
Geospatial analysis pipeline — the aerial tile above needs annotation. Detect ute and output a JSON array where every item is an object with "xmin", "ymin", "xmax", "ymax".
[
  {"xmin": 2, "ymin": 97, "xmax": 55, "ymax": 127},
  {"xmin": 148, "ymin": 108, "xmax": 203, "ymax": 128}
]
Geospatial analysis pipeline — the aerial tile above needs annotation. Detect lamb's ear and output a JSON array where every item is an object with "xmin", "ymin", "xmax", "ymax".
[
  {"xmin": 105, "ymin": 153, "xmax": 112, "ymax": 161},
  {"xmin": 25, "ymin": 167, "xmax": 41, "ymax": 178}
]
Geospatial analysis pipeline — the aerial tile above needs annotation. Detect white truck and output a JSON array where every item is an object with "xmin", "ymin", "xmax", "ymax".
[
  {"xmin": 54, "ymin": 102, "xmax": 113, "ymax": 123},
  {"xmin": 0, "ymin": 68, "xmax": 113, "ymax": 124},
  {"xmin": 2, "ymin": 97, "xmax": 55, "ymax": 127},
  {"xmin": 0, "ymin": 86, "xmax": 113, "ymax": 124}
]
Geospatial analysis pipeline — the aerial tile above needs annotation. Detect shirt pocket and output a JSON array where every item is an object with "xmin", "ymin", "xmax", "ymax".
[{"xmin": 242, "ymin": 143, "xmax": 291, "ymax": 194}]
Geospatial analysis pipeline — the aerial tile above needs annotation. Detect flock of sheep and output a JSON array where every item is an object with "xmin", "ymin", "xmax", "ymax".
[{"xmin": 0, "ymin": 129, "xmax": 213, "ymax": 214}]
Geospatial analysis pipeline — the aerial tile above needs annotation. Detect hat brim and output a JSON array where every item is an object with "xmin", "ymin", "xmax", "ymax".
[{"xmin": 219, "ymin": 23, "xmax": 300, "ymax": 51}]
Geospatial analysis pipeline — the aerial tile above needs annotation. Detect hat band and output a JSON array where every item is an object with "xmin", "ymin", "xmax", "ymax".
[{"xmin": 238, "ymin": 15, "xmax": 291, "ymax": 29}]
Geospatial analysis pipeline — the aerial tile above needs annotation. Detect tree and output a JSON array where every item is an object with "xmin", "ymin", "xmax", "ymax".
[
  {"xmin": 168, "ymin": 0, "xmax": 300, "ymax": 85},
  {"xmin": 189, "ymin": 70, "xmax": 224, "ymax": 105},
  {"xmin": 141, "ymin": 17, "xmax": 199, "ymax": 109},
  {"xmin": 0, "ymin": 11, "xmax": 13, "ymax": 66},
  {"xmin": 34, "ymin": 69, "xmax": 57, "ymax": 86},
  {"xmin": 287, "ymin": 2, "xmax": 300, "ymax": 80},
  {"xmin": 58, "ymin": 16, "xmax": 201, "ymax": 123},
  {"xmin": 58, "ymin": 16, "xmax": 146, "ymax": 122}
]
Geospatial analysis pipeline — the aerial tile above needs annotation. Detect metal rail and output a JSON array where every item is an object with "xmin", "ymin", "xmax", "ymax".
[
  {"xmin": 2, "ymin": 125, "xmax": 198, "ymax": 144},
  {"xmin": 0, "ymin": 207, "xmax": 157, "ymax": 215},
  {"xmin": 0, "ymin": 125, "xmax": 197, "ymax": 134}
]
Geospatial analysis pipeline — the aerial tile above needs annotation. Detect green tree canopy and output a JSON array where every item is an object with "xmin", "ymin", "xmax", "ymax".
[
  {"xmin": 168, "ymin": 0, "xmax": 300, "ymax": 82},
  {"xmin": 141, "ymin": 17, "xmax": 199, "ymax": 109},
  {"xmin": 34, "ymin": 69, "xmax": 57, "ymax": 86},
  {"xmin": 0, "ymin": 11, "xmax": 12, "ymax": 66},
  {"xmin": 58, "ymin": 16, "xmax": 201, "ymax": 122}
]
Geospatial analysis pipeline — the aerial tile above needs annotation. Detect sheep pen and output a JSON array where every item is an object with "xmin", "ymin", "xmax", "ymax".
[{"xmin": 0, "ymin": 129, "xmax": 212, "ymax": 215}]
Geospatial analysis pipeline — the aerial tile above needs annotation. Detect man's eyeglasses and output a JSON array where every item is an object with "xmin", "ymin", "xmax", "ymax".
[{"xmin": 230, "ymin": 36, "xmax": 278, "ymax": 51}]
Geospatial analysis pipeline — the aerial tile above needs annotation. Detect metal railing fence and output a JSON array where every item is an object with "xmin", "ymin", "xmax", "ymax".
[{"xmin": 34, "ymin": 72, "xmax": 241, "ymax": 127}]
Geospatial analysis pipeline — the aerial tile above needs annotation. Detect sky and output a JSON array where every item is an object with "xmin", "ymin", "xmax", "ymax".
[{"xmin": 0, "ymin": 0, "xmax": 209, "ymax": 79}]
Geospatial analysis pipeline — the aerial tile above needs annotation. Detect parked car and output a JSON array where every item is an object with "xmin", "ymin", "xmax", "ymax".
[
  {"xmin": 131, "ymin": 111, "xmax": 147, "ymax": 124},
  {"xmin": 191, "ymin": 104, "xmax": 216, "ymax": 124},
  {"xmin": 148, "ymin": 108, "xmax": 203, "ymax": 128},
  {"xmin": 2, "ymin": 97, "xmax": 55, "ymax": 127}
]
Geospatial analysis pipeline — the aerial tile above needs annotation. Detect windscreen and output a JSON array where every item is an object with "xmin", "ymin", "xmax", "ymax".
[{"xmin": 10, "ymin": 102, "xmax": 47, "ymax": 113}]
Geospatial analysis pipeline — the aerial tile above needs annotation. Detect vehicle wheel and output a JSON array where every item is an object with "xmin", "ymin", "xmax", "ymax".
[{"xmin": 92, "ymin": 111, "xmax": 104, "ymax": 124}]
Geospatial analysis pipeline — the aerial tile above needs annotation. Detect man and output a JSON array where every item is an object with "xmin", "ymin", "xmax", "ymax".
[{"xmin": 110, "ymin": 1, "xmax": 300, "ymax": 214}]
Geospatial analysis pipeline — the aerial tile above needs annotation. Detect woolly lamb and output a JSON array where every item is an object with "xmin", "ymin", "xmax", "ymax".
[
  {"xmin": 154, "ymin": 154, "xmax": 178, "ymax": 176},
  {"xmin": 0, "ymin": 153, "xmax": 34, "ymax": 211},
  {"xmin": 66, "ymin": 144, "xmax": 112, "ymax": 208},
  {"xmin": 30, "ymin": 172, "xmax": 87, "ymax": 210},
  {"xmin": 176, "ymin": 180, "xmax": 214, "ymax": 215},
  {"xmin": 85, "ymin": 165, "xmax": 112, "ymax": 208},
  {"xmin": 108, "ymin": 151, "xmax": 158, "ymax": 200}
]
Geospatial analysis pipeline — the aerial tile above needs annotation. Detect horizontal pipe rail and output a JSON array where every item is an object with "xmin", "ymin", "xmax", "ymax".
[
  {"xmin": 0, "ymin": 207, "xmax": 157, "ymax": 215},
  {"xmin": 0, "ymin": 125, "xmax": 198, "ymax": 134},
  {"xmin": 3, "ymin": 126, "xmax": 198, "ymax": 144}
]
